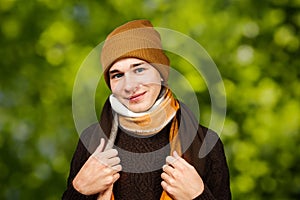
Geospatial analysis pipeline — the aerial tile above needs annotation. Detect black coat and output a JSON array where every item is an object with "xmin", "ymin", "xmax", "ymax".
[{"xmin": 62, "ymin": 100, "xmax": 231, "ymax": 200}]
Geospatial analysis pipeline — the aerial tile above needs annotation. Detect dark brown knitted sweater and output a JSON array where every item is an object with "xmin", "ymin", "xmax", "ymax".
[{"xmin": 62, "ymin": 101, "xmax": 231, "ymax": 200}]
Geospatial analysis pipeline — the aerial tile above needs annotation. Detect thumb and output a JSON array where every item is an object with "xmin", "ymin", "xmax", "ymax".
[{"xmin": 93, "ymin": 138, "xmax": 105, "ymax": 155}]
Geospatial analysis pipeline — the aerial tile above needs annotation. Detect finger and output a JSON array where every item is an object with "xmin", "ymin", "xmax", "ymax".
[
  {"xmin": 111, "ymin": 164, "xmax": 122, "ymax": 172},
  {"xmin": 93, "ymin": 150, "xmax": 119, "ymax": 166},
  {"xmin": 93, "ymin": 138, "xmax": 105, "ymax": 155},
  {"xmin": 166, "ymin": 151, "xmax": 189, "ymax": 170},
  {"xmin": 173, "ymin": 151, "xmax": 192, "ymax": 168},
  {"xmin": 161, "ymin": 172, "xmax": 171, "ymax": 184},
  {"xmin": 166, "ymin": 155, "xmax": 177, "ymax": 166},
  {"xmin": 161, "ymin": 180, "xmax": 168, "ymax": 190},
  {"xmin": 166, "ymin": 155, "xmax": 185, "ymax": 171},
  {"xmin": 173, "ymin": 150, "xmax": 180, "ymax": 158},
  {"xmin": 165, "ymin": 150, "xmax": 181, "ymax": 164},
  {"xmin": 106, "ymin": 156, "xmax": 121, "ymax": 167},
  {"xmin": 113, "ymin": 173, "xmax": 120, "ymax": 183},
  {"xmin": 160, "ymin": 172, "xmax": 176, "ymax": 186},
  {"xmin": 162, "ymin": 164, "xmax": 176, "ymax": 177},
  {"xmin": 92, "ymin": 149, "xmax": 118, "ymax": 165},
  {"xmin": 98, "ymin": 149, "xmax": 118, "ymax": 160}
]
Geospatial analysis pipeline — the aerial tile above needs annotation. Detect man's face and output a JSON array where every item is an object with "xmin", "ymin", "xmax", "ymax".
[{"xmin": 109, "ymin": 58, "xmax": 162, "ymax": 113}]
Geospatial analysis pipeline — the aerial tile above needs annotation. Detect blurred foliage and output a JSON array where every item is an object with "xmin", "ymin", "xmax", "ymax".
[{"xmin": 0, "ymin": 0, "xmax": 299, "ymax": 199}]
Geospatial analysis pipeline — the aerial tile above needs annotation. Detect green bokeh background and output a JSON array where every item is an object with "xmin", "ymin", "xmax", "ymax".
[{"xmin": 0, "ymin": 0, "xmax": 299, "ymax": 199}]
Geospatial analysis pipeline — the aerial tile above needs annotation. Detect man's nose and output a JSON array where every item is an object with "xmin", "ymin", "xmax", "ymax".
[{"xmin": 123, "ymin": 74, "xmax": 139, "ymax": 93}]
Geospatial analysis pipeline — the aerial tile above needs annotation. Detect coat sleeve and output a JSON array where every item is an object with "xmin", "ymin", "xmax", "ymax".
[
  {"xmin": 178, "ymin": 103, "xmax": 231, "ymax": 199},
  {"xmin": 62, "ymin": 101, "xmax": 112, "ymax": 200},
  {"xmin": 194, "ymin": 129, "xmax": 231, "ymax": 200},
  {"xmin": 61, "ymin": 125, "xmax": 101, "ymax": 200}
]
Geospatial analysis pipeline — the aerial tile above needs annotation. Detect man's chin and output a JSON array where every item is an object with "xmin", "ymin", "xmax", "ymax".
[{"xmin": 128, "ymin": 104, "xmax": 151, "ymax": 113}]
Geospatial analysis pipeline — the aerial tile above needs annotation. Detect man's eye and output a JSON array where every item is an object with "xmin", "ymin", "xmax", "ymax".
[
  {"xmin": 135, "ymin": 68, "xmax": 145, "ymax": 73},
  {"xmin": 111, "ymin": 73, "xmax": 123, "ymax": 79}
]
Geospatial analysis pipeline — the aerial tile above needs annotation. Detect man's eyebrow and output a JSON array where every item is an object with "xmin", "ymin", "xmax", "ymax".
[
  {"xmin": 109, "ymin": 61, "xmax": 146, "ymax": 74},
  {"xmin": 109, "ymin": 69, "xmax": 121, "ymax": 75},
  {"xmin": 131, "ymin": 62, "xmax": 145, "ymax": 67}
]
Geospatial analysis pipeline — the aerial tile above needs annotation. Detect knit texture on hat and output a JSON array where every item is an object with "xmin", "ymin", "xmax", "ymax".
[{"xmin": 101, "ymin": 20, "xmax": 170, "ymax": 86}]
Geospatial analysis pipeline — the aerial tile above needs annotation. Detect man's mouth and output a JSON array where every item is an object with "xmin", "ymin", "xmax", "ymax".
[{"xmin": 128, "ymin": 91, "xmax": 146, "ymax": 102}]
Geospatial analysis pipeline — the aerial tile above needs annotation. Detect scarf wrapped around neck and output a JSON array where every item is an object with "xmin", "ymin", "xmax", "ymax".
[{"xmin": 98, "ymin": 88, "xmax": 180, "ymax": 200}]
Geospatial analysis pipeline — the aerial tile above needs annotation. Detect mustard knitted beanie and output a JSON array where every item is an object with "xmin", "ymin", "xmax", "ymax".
[{"xmin": 101, "ymin": 19, "xmax": 170, "ymax": 86}]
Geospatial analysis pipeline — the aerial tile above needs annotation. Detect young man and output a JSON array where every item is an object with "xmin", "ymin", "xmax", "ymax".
[{"xmin": 63, "ymin": 19, "xmax": 231, "ymax": 200}]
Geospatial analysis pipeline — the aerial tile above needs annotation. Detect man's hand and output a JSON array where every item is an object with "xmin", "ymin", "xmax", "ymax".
[
  {"xmin": 161, "ymin": 151, "xmax": 204, "ymax": 200},
  {"xmin": 73, "ymin": 138, "xmax": 122, "ymax": 195}
]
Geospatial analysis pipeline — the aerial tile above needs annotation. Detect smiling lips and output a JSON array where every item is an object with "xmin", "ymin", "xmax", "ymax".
[{"xmin": 128, "ymin": 91, "xmax": 147, "ymax": 102}]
